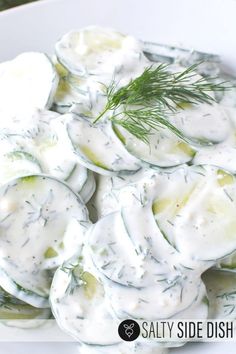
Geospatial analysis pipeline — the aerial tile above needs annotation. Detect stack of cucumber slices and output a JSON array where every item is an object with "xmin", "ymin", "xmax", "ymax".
[{"xmin": 0, "ymin": 26, "xmax": 236, "ymax": 353}]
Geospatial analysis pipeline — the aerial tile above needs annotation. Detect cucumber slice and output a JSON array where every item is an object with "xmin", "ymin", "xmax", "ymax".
[
  {"xmin": 143, "ymin": 285, "xmax": 208, "ymax": 348},
  {"xmin": 88, "ymin": 208, "xmax": 206, "ymax": 320},
  {"xmin": 55, "ymin": 27, "xmax": 144, "ymax": 77},
  {"xmin": 0, "ymin": 286, "xmax": 51, "ymax": 328},
  {"xmin": 86, "ymin": 174, "xmax": 120, "ymax": 222},
  {"xmin": 102, "ymin": 268, "xmax": 204, "ymax": 321},
  {"xmin": 66, "ymin": 114, "xmax": 142, "ymax": 175},
  {"xmin": 38, "ymin": 137, "xmax": 77, "ymax": 181},
  {"xmin": 0, "ymin": 109, "xmax": 95, "ymax": 202},
  {"xmin": 51, "ymin": 251, "xmax": 201, "ymax": 347},
  {"xmin": 50, "ymin": 256, "xmax": 121, "ymax": 345},
  {"xmin": 202, "ymin": 269, "xmax": 236, "ymax": 319},
  {"xmin": 53, "ymin": 71, "xmax": 106, "ymax": 117},
  {"xmin": 0, "ymin": 110, "xmax": 94, "ymax": 197},
  {"xmin": 142, "ymin": 41, "xmax": 220, "ymax": 70},
  {"xmin": 0, "ymin": 175, "xmax": 90, "ymax": 307},
  {"xmin": 170, "ymin": 102, "xmax": 231, "ymax": 144},
  {"xmin": 188, "ymin": 106, "xmax": 236, "ymax": 174},
  {"xmin": 93, "ymin": 164, "xmax": 236, "ymax": 263},
  {"xmin": 0, "ymin": 108, "xmax": 73, "ymax": 182},
  {"xmin": 152, "ymin": 165, "xmax": 236, "ymax": 261},
  {"xmin": 53, "ymin": 74, "xmax": 89, "ymax": 112},
  {"xmin": 87, "ymin": 210, "xmax": 174, "ymax": 288},
  {"xmin": 93, "ymin": 169, "xmax": 214, "ymax": 271},
  {"xmin": 0, "ymin": 108, "xmax": 60, "ymax": 138},
  {"xmin": 35, "ymin": 115, "xmax": 78, "ymax": 181},
  {"xmin": 86, "ymin": 169, "xmax": 153, "ymax": 222},
  {"xmin": 157, "ymin": 290, "xmax": 208, "ymax": 349},
  {"xmin": 65, "ymin": 164, "xmax": 95, "ymax": 203},
  {"xmin": 193, "ymin": 142, "xmax": 236, "ymax": 175},
  {"xmin": 38, "ymin": 114, "xmax": 95, "ymax": 201},
  {"xmin": 0, "ymin": 53, "xmax": 58, "ymax": 119},
  {"xmin": 113, "ymin": 124, "xmax": 196, "ymax": 167},
  {"xmin": 176, "ymin": 283, "xmax": 208, "ymax": 320},
  {"xmin": 79, "ymin": 170, "xmax": 96, "ymax": 204},
  {"xmin": 0, "ymin": 150, "xmax": 41, "ymax": 185}
]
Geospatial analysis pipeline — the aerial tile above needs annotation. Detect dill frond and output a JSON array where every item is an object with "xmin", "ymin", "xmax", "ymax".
[{"xmin": 93, "ymin": 63, "xmax": 230, "ymax": 143}]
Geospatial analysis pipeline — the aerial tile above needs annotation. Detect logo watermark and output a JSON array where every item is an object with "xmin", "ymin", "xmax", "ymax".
[
  {"xmin": 118, "ymin": 319, "xmax": 140, "ymax": 341},
  {"xmin": 0, "ymin": 318, "xmax": 235, "ymax": 342},
  {"xmin": 118, "ymin": 319, "xmax": 235, "ymax": 342}
]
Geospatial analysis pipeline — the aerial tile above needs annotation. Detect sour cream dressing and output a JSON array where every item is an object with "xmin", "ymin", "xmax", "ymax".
[{"xmin": 0, "ymin": 26, "xmax": 236, "ymax": 353}]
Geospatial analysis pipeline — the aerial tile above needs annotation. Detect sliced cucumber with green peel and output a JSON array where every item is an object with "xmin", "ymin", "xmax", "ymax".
[
  {"xmin": 87, "ymin": 210, "xmax": 175, "ymax": 288},
  {"xmin": 6, "ymin": 151, "xmax": 40, "ymax": 165},
  {"xmin": 65, "ymin": 164, "xmax": 96, "ymax": 203},
  {"xmin": 202, "ymin": 269, "xmax": 236, "ymax": 319},
  {"xmin": 94, "ymin": 164, "xmax": 236, "ymax": 263},
  {"xmin": 0, "ymin": 286, "xmax": 51, "ymax": 328},
  {"xmin": 86, "ymin": 174, "xmax": 117, "ymax": 222},
  {"xmin": 38, "ymin": 136, "xmax": 77, "ymax": 181},
  {"xmin": 113, "ymin": 124, "xmax": 196, "ymax": 168},
  {"xmin": 88, "ymin": 208, "xmax": 206, "ymax": 320},
  {"xmin": 40, "ymin": 115, "xmax": 96, "ymax": 201},
  {"xmin": 50, "ymin": 256, "xmax": 121, "ymax": 345},
  {"xmin": 53, "ymin": 71, "xmax": 106, "ymax": 117},
  {"xmin": 53, "ymin": 74, "xmax": 86, "ymax": 112},
  {"xmin": 142, "ymin": 40, "xmax": 220, "ymax": 70},
  {"xmin": 170, "ymin": 102, "xmax": 231, "ymax": 145},
  {"xmin": 0, "ymin": 150, "xmax": 41, "ymax": 185},
  {"xmin": 86, "ymin": 171, "xmax": 152, "ymax": 221},
  {"xmin": 55, "ymin": 27, "xmax": 144, "ymax": 77},
  {"xmin": 152, "ymin": 165, "xmax": 236, "ymax": 261},
  {"xmin": 0, "ymin": 109, "xmax": 77, "ymax": 182},
  {"xmin": 103, "ymin": 271, "xmax": 205, "ymax": 321},
  {"xmin": 36, "ymin": 116, "xmax": 78, "ymax": 181},
  {"xmin": 0, "ymin": 111, "xmax": 96, "ymax": 203},
  {"xmin": 66, "ymin": 114, "xmax": 142, "ymax": 175},
  {"xmin": 0, "ymin": 175, "xmax": 90, "ymax": 307},
  {"xmin": 141, "ymin": 285, "xmax": 208, "ymax": 348},
  {"xmin": 79, "ymin": 170, "xmax": 96, "ymax": 203},
  {"xmin": 0, "ymin": 52, "xmax": 58, "ymax": 120}
]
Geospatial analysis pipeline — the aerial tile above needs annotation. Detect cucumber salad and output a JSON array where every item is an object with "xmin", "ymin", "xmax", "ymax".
[{"xmin": 0, "ymin": 26, "xmax": 236, "ymax": 353}]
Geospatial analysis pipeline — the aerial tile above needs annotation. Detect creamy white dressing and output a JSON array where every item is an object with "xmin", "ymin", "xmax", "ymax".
[
  {"xmin": 0, "ymin": 176, "xmax": 89, "ymax": 307},
  {"xmin": 0, "ymin": 52, "xmax": 58, "ymax": 120},
  {"xmin": 66, "ymin": 114, "xmax": 142, "ymax": 174},
  {"xmin": 91, "ymin": 165, "xmax": 236, "ymax": 262},
  {"xmin": 0, "ymin": 25, "xmax": 236, "ymax": 352},
  {"xmin": 193, "ymin": 106, "xmax": 236, "ymax": 172},
  {"xmin": 55, "ymin": 27, "xmax": 147, "ymax": 78},
  {"xmin": 171, "ymin": 102, "xmax": 232, "ymax": 144},
  {"xmin": 115, "ymin": 125, "xmax": 196, "ymax": 167},
  {"xmin": 0, "ymin": 108, "xmax": 95, "ymax": 202},
  {"xmin": 202, "ymin": 269, "xmax": 236, "ymax": 319}
]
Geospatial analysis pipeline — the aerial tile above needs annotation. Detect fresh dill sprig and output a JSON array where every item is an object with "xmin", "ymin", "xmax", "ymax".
[{"xmin": 93, "ymin": 63, "xmax": 229, "ymax": 143}]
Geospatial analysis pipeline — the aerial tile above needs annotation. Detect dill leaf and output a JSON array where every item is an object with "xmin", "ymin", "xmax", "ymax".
[{"xmin": 93, "ymin": 63, "xmax": 230, "ymax": 143}]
